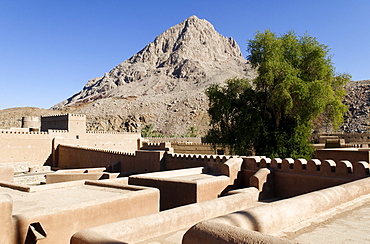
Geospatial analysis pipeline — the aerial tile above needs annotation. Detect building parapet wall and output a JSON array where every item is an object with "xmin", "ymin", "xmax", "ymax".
[
  {"xmin": 71, "ymin": 187, "xmax": 259, "ymax": 244},
  {"xmin": 243, "ymin": 157, "xmax": 370, "ymax": 198},
  {"xmin": 165, "ymin": 152, "xmax": 233, "ymax": 173},
  {"xmin": 41, "ymin": 114, "xmax": 86, "ymax": 133},
  {"xmin": 0, "ymin": 130, "xmax": 48, "ymax": 135},
  {"xmin": 58, "ymin": 144, "xmax": 135, "ymax": 157},
  {"xmin": 56, "ymin": 144, "xmax": 135, "ymax": 171},
  {"xmin": 244, "ymin": 157, "xmax": 370, "ymax": 179},
  {"xmin": 48, "ymin": 129, "xmax": 69, "ymax": 133},
  {"xmin": 312, "ymin": 133, "xmax": 370, "ymax": 144},
  {"xmin": 86, "ymin": 131, "xmax": 138, "ymax": 134},
  {"xmin": 145, "ymin": 137, "xmax": 203, "ymax": 144},
  {"xmin": 41, "ymin": 114, "xmax": 85, "ymax": 118},
  {"xmin": 183, "ymin": 176, "xmax": 370, "ymax": 244},
  {"xmin": 141, "ymin": 142, "xmax": 172, "ymax": 151}
]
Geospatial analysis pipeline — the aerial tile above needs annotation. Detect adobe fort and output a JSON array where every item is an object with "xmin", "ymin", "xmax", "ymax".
[
  {"xmin": 0, "ymin": 113, "xmax": 370, "ymax": 243},
  {"xmin": 1, "ymin": 15, "xmax": 370, "ymax": 244}
]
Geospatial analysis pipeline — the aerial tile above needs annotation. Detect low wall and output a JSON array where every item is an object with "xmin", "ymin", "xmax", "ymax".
[
  {"xmin": 129, "ymin": 167, "xmax": 230, "ymax": 210},
  {"xmin": 56, "ymin": 145, "xmax": 241, "ymax": 177},
  {"xmin": 56, "ymin": 145, "xmax": 136, "ymax": 171},
  {"xmin": 243, "ymin": 157, "xmax": 370, "ymax": 198},
  {"xmin": 312, "ymin": 133, "xmax": 370, "ymax": 144},
  {"xmin": 315, "ymin": 148, "xmax": 370, "ymax": 163},
  {"xmin": 164, "ymin": 153, "xmax": 232, "ymax": 173},
  {"xmin": 183, "ymin": 176, "xmax": 370, "ymax": 243},
  {"xmin": 145, "ymin": 137, "xmax": 203, "ymax": 144},
  {"xmin": 71, "ymin": 187, "xmax": 259, "ymax": 244},
  {"xmin": 1, "ymin": 180, "xmax": 159, "ymax": 244},
  {"xmin": 45, "ymin": 168, "xmax": 119, "ymax": 184}
]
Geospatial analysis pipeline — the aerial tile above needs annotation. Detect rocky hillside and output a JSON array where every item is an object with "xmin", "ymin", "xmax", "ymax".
[
  {"xmin": 47, "ymin": 15, "xmax": 255, "ymax": 135},
  {"xmin": 1, "ymin": 81, "xmax": 369, "ymax": 135},
  {"xmin": 341, "ymin": 80, "xmax": 370, "ymax": 133},
  {"xmin": 54, "ymin": 16, "xmax": 254, "ymax": 108}
]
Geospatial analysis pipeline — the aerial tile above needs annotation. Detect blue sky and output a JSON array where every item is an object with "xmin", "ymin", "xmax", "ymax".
[{"xmin": 1, "ymin": 0, "xmax": 369, "ymax": 110}]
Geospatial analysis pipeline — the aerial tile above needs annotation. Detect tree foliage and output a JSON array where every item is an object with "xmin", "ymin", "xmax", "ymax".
[
  {"xmin": 206, "ymin": 30, "xmax": 351, "ymax": 159},
  {"xmin": 141, "ymin": 124, "xmax": 164, "ymax": 138}
]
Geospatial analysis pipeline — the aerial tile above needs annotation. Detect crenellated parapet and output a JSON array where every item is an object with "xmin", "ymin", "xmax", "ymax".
[
  {"xmin": 168, "ymin": 152, "xmax": 232, "ymax": 162},
  {"xmin": 41, "ymin": 113, "xmax": 86, "ymax": 133},
  {"xmin": 145, "ymin": 137, "xmax": 203, "ymax": 144},
  {"xmin": 165, "ymin": 152, "xmax": 234, "ymax": 173},
  {"xmin": 174, "ymin": 142, "xmax": 213, "ymax": 146},
  {"xmin": 0, "ymin": 129, "xmax": 48, "ymax": 135},
  {"xmin": 86, "ymin": 131, "xmax": 134, "ymax": 134},
  {"xmin": 244, "ymin": 157, "xmax": 370, "ymax": 179},
  {"xmin": 141, "ymin": 142, "xmax": 172, "ymax": 151},
  {"xmin": 41, "ymin": 113, "xmax": 85, "ymax": 118},
  {"xmin": 48, "ymin": 129, "xmax": 69, "ymax": 133},
  {"xmin": 58, "ymin": 144, "xmax": 135, "ymax": 157}
]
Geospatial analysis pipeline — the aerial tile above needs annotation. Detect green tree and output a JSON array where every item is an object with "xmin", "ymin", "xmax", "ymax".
[
  {"xmin": 141, "ymin": 124, "xmax": 164, "ymax": 138},
  {"xmin": 206, "ymin": 30, "xmax": 351, "ymax": 159},
  {"xmin": 186, "ymin": 126, "xmax": 198, "ymax": 137}
]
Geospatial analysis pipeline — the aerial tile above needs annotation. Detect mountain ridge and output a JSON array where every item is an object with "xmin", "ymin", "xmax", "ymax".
[{"xmin": 53, "ymin": 15, "xmax": 255, "ymax": 109}]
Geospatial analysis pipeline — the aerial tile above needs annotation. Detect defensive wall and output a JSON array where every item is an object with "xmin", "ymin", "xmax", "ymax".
[
  {"xmin": 2, "ymin": 146, "xmax": 370, "ymax": 243},
  {"xmin": 69, "ymin": 155, "xmax": 370, "ymax": 244},
  {"xmin": 3, "ymin": 115, "xmax": 370, "ymax": 243},
  {"xmin": 312, "ymin": 132, "xmax": 370, "ymax": 146},
  {"xmin": 53, "ymin": 142, "xmax": 234, "ymax": 175},
  {"xmin": 316, "ymin": 147, "xmax": 370, "ymax": 163},
  {"xmin": 0, "ymin": 114, "xmax": 141, "ymax": 168},
  {"xmin": 40, "ymin": 114, "xmax": 86, "ymax": 133},
  {"xmin": 242, "ymin": 156, "xmax": 369, "ymax": 198},
  {"xmin": 145, "ymin": 137, "xmax": 230, "ymax": 155},
  {"xmin": 52, "ymin": 142, "xmax": 370, "ymax": 195}
]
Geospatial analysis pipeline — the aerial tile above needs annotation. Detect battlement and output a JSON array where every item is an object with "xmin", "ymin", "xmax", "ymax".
[
  {"xmin": 0, "ymin": 129, "xmax": 48, "ymax": 135},
  {"xmin": 41, "ymin": 113, "xmax": 86, "ymax": 133},
  {"xmin": 41, "ymin": 114, "xmax": 85, "ymax": 118},
  {"xmin": 244, "ymin": 157, "xmax": 370, "ymax": 179},
  {"xmin": 58, "ymin": 144, "xmax": 135, "ymax": 157},
  {"xmin": 145, "ymin": 137, "xmax": 203, "ymax": 144},
  {"xmin": 48, "ymin": 129, "xmax": 69, "ymax": 133},
  {"xmin": 168, "ymin": 153, "xmax": 232, "ymax": 161},
  {"xmin": 86, "ymin": 131, "xmax": 134, "ymax": 134},
  {"xmin": 312, "ymin": 133, "xmax": 370, "ymax": 144},
  {"xmin": 141, "ymin": 142, "xmax": 172, "ymax": 151}
]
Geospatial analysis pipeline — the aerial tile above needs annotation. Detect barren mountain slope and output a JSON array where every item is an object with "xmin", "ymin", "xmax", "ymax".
[
  {"xmin": 1, "ymin": 81, "xmax": 369, "ymax": 136},
  {"xmin": 53, "ymin": 15, "xmax": 255, "ymax": 108},
  {"xmin": 342, "ymin": 80, "xmax": 370, "ymax": 133},
  {"xmin": 48, "ymin": 15, "xmax": 256, "ymax": 135}
]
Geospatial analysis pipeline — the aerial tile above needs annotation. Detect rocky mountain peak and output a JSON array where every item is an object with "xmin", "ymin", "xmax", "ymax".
[
  {"xmin": 53, "ymin": 15, "xmax": 254, "ymax": 108},
  {"xmin": 128, "ymin": 15, "xmax": 243, "ymax": 66}
]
